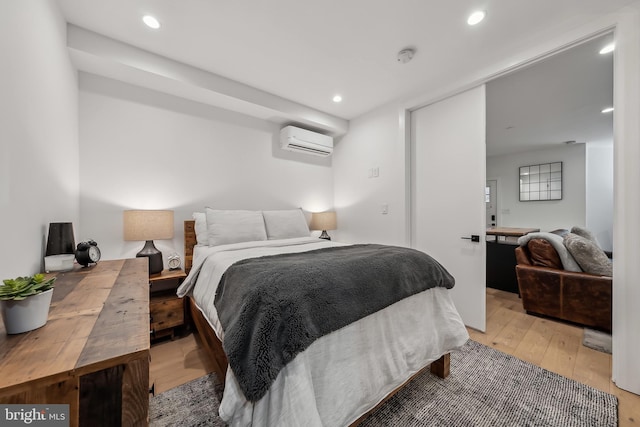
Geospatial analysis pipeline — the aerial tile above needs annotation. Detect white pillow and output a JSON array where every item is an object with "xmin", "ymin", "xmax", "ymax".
[
  {"xmin": 193, "ymin": 212, "xmax": 208, "ymax": 245},
  {"xmin": 262, "ymin": 209, "xmax": 310, "ymax": 240},
  {"xmin": 205, "ymin": 208, "xmax": 267, "ymax": 246}
]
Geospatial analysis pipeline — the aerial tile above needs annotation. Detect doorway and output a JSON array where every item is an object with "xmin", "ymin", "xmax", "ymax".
[
  {"xmin": 485, "ymin": 33, "xmax": 613, "ymax": 240},
  {"xmin": 484, "ymin": 33, "xmax": 614, "ymax": 299}
]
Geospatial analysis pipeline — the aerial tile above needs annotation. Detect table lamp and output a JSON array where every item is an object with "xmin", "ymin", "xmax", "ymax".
[
  {"xmin": 44, "ymin": 222, "xmax": 76, "ymax": 272},
  {"xmin": 123, "ymin": 210, "xmax": 174, "ymax": 274},
  {"xmin": 45, "ymin": 222, "xmax": 75, "ymax": 256},
  {"xmin": 310, "ymin": 211, "xmax": 337, "ymax": 240}
]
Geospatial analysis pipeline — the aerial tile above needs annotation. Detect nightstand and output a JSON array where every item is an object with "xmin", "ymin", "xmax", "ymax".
[{"xmin": 149, "ymin": 268, "xmax": 187, "ymax": 342}]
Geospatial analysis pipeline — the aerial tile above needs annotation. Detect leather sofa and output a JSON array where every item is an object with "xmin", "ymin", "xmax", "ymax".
[{"xmin": 515, "ymin": 237, "xmax": 612, "ymax": 332}]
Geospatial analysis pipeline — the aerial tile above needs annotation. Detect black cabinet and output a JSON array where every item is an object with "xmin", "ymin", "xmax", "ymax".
[{"xmin": 486, "ymin": 241, "xmax": 520, "ymax": 294}]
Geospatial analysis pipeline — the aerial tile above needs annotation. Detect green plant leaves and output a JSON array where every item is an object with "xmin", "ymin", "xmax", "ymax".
[{"xmin": 0, "ymin": 275, "xmax": 56, "ymax": 301}]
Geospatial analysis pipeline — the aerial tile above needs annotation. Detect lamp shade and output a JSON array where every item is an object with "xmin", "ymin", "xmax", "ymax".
[
  {"xmin": 45, "ymin": 222, "xmax": 76, "ymax": 256},
  {"xmin": 310, "ymin": 211, "xmax": 337, "ymax": 231},
  {"xmin": 123, "ymin": 210, "xmax": 174, "ymax": 241}
]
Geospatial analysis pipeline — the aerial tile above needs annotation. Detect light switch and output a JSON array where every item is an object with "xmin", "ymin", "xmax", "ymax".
[{"xmin": 381, "ymin": 204, "xmax": 389, "ymax": 215}]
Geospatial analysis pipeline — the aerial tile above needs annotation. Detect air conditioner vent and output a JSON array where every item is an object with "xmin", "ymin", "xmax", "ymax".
[{"xmin": 280, "ymin": 126, "xmax": 333, "ymax": 157}]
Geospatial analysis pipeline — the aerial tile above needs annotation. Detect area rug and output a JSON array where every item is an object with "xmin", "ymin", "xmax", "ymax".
[
  {"xmin": 150, "ymin": 373, "xmax": 225, "ymax": 427},
  {"xmin": 583, "ymin": 328, "xmax": 612, "ymax": 354},
  {"xmin": 149, "ymin": 340, "xmax": 617, "ymax": 427}
]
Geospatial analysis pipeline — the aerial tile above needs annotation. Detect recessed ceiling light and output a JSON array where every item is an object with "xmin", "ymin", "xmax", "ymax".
[
  {"xmin": 601, "ymin": 107, "xmax": 614, "ymax": 113},
  {"xmin": 467, "ymin": 11, "xmax": 486, "ymax": 26},
  {"xmin": 599, "ymin": 43, "xmax": 615, "ymax": 55},
  {"xmin": 332, "ymin": 95, "xmax": 343, "ymax": 103},
  {"xmin": 142, "ymin": 15, "xmax": 161, "ymax": 29}
]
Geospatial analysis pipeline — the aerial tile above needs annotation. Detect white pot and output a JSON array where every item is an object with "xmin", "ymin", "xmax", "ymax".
[{"xmin": 0, "ymin": 289, "xmax": 53, "ymax": 334}]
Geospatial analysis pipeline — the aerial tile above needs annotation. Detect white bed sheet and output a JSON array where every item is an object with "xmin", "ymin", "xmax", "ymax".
[{"xmin": 180, "ymin": 239, "xmax": 469, "ymax": 427}]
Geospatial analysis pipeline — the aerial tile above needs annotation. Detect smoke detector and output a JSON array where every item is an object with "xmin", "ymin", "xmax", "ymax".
[{"xmin": 397, "ymin": 48, "xmax": 415, "ymax": 64}]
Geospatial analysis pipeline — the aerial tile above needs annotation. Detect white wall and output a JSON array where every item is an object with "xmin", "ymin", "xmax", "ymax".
[
  {"xmin": 0, "ymin": 1, "xmax": 79, "ymax": 278},
  {"xmin": 78, "ymin": 74, "xmax": 334, "ymax": 264},
  {"xmin": 585, "ymin": 143, "xmax": 614, "ymax": 251},
  {"xmin": 486, "ymin": 144, "xmax": 586, "ymax": 233},
  {"xmin": 333, "ymin": 104, "xmax": 408, "ymax": 245}
]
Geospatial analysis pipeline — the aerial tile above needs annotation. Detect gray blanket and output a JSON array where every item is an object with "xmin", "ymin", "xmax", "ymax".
[{"xmin": 214, "ymin": 243, "xmax": 455, "ymax": 402}]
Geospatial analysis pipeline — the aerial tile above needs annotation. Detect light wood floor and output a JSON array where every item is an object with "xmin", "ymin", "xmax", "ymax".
[
  {"xmin": 150, "ymin": 288, "xmax": 639, "ymax": 425},
  {"xmin": 149, "ymin": 331, "xmax": 215, "ymax": 395}
]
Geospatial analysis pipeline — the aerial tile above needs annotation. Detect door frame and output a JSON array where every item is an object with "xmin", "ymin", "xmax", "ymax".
[
  {"xmin": 397, "ymin": 5, "xmax": 640, "ymax": 394},
  {"xmin": 486, "ymin": 178, "xmax": 498, "ymax": 229}
]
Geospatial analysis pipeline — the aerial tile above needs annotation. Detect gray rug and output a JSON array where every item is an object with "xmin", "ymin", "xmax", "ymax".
[
  {"xmin": 150, "ymin": 373, "xmax": 225, "ymax": 427},
  {"xmin": 150, "ymin": 340, "xmax": 617, "ymax": 427},
  {"xmin": 583, "ymin": 328, "xmax": 612, "ymax": 354}
]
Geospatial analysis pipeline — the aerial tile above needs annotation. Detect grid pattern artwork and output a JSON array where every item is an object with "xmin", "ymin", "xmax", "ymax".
[{"xmin": 519, "ymin": 162, "xmax": 562, "ymax": 201}]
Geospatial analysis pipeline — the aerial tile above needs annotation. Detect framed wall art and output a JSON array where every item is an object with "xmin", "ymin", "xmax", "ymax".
[{"xmin": 519, "ymin": 162, "xmax": 562, "ymax": 201}]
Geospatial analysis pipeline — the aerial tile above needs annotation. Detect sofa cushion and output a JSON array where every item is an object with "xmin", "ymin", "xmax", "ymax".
[
  {"xmin": 527, "ymin": 238, "xmax": 563, "ymax": 269},
  {"xmin": 563, "ymin": 233, "xmax": 612, "ymax": 277}
]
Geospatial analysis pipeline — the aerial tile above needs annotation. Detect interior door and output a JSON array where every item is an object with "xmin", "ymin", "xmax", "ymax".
[{"xmin": 411, "ymin": 85, "xmax": 486, "ymax": 331}]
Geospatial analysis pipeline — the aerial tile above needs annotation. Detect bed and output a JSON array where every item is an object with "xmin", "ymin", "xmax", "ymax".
[{"xmin": 178, "ymin": 209, "xmax": 469, "ymax": 426}]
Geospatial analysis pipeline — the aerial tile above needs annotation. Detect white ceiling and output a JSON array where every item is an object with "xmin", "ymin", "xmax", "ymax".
[
  {"xmin": 486, "ymin": 33, "xmax": 614, "ymax": 156},
  {"xmin": 56, "ymin": 0, "xmax": 630, "ymax": 147}
]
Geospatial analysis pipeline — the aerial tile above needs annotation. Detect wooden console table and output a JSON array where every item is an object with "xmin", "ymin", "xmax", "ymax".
[
  {"xmin": 486, "ymin": 227, "xmax": 540, "ymax": 241},
  {"xmin": 486, "ymin": 227, "xmax": 539, "ymax": 294},
  {"xmin": 0, "ymin": 258, "xmax": 150, "ymax": 427}
]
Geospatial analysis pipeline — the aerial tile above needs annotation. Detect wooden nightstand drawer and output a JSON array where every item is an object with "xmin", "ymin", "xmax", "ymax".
[
  {"xmin": 150, "ymin": 295, "xmax": 184, "ymax": 331},
  {"xmin": 148, "ymin": 268, "xmax": 187, "ymax": 342}
]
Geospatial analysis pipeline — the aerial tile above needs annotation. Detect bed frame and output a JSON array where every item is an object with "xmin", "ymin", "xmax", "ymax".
[
  {"xmin": 184, "ymin": 220, "xmax": 229, "ymax": 385},
  {"xmin": 183, "ymin": 219, "xmax": 450, "ymax": 424}
]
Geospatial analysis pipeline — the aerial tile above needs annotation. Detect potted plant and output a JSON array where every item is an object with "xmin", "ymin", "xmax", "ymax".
[{"xmin": 0, "ymin": 274, "xmax": 55, "ymax": 334}]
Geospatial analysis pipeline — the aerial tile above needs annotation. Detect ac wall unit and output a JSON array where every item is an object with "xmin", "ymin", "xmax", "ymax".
[{"xmin": 280, "ymin": 126, "xmax": 333, "ymax": 157}]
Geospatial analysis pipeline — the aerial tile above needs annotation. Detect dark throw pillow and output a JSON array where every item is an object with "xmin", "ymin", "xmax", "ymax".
[{"xmin": 550, "ymin": 228, "xmax": 570, "ymax": 237}]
